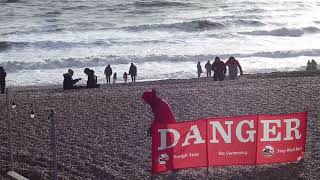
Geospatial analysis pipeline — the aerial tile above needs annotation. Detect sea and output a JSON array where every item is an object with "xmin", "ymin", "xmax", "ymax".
[{"xmin": 0, "ymin": 0, "xmax": 320, "ymax": 86}]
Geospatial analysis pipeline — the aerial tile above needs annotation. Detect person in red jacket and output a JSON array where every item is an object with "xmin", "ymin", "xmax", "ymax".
[
  {"xmin": 142, "ymin": 89, "xmax": 176, "ymax": 124},
  {"xmin": 225, "ymin": 56, "xmax": 243, "ymax": 80},
  {"xmin": 142, "ymin": 89, "xmax": 176, "ymax": 135}
]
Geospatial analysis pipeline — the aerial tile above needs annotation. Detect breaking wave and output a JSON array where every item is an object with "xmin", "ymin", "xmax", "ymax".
[
  {"xmin": 239, "ymin": 27, "xmax": 303, "ymax": 37},
  {"xmin": 0, "ymin": 41, "xmax": 27, "ymax": 51},
  {"xmin": 0, "ymin": 40, "xmax": 111, "ymax": 50},
  {"xmin": 232, "ymin": 19, "xmax": 265, "ymax": 26},
  {"xmin": 2, "ymin": 49, "xmax": 320, "ymax": 72},
  {"xmin": 131, "ymin": 1, "xmax": 192, "ymax": 8},
  {"xmin": 239, "ymin": 27, "xmax": 320, "ymax": 37},
  {"xmin": 302, "ymin": 26, "xmax": 320, "ymax": 33},
  {"xmin": 44, "ymin": 11, "xmax": 62, "ymax": 15},
  {"xmin": 1, "ymin": 22, "xmax": 115, "ymax": 36},
  {"xmin": 4, "ymin": 0, "xmax": 19, "ymax": 3},
  {"xmin": 61, "ymin": 5, "xmax": 93, "ymax": 11},
  {"xmin": 125, "ymin": 20, "xmax": 226, "ymax": 32},
  {"xmin": 243, "ymin": 49, "xmax": 320, "ymax": 58}
]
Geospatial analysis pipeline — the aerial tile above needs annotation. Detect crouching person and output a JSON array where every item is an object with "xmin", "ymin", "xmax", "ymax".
[
  {"xmin": 63, "ymin": 69, "xmax": 82, "ymax": 90},
  {"xmin": 142, "ymin": 89, "xmax": 176, "ymax": 136},
  {"xmin": 84, "ymin": 68, "xmax": 100, "ymax": 88}
]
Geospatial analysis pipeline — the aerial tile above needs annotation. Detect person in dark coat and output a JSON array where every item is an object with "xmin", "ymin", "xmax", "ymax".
[
  {"xmin": 123, "ymin": 72, "xmax": 128, "ymax": 83},
  {"xmin": 310, "ymin": 59, "xmax": 317, "ymax": 71},
  {"xmin": 0, "ymin": 67, "xmax": 6, "ymax": 94},
  {"xmin": 104, "ymin": 65, "xmax": 112, "ymax": 84},
  {"xmin": 129, "ymin": 63, "xmax": 137, "ymax": 84},
  {"xmin": 63, "ymin": 69, "xmax": 81, "ymax": 90},
  {"xmin": 197, "ymin": 61, "xmax": 203, "ymax": 79},
  {"xmin": 84, "ymin": 68, "xmax": 100, "ymax": 88},
  {"xmin": 225, "ymin": 56, "xmax": 243, "ymax": 80},
  {"xmin": 211, "ymin": 57, "xmax": 226, "ymax": 81},
  {"xmin": 112, "ymin": 72, "xmax": 117, "ymax": 84},
  {"xmin": 205, "ymin": 60, "xmax": 211, "ymax": 77}
]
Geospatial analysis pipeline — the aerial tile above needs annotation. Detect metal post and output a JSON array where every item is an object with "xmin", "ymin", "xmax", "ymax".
[
  {"xmin": 48, "ymin": 110, "xmax": 57, "ymax": 180},
  {"xmin": 6, "ymin": 88, "xmax": 14, "ymax": 171}
]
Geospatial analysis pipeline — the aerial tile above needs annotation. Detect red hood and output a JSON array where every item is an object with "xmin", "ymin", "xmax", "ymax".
[
  {"xmin": 142, "ymin": 89, "xmax": 157, "ymax": 105},
  {"xmin": 142, "ymin": 89, "xmax": 176, "ymax": 124}
]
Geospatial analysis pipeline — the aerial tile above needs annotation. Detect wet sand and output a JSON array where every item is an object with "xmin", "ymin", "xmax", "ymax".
[{"xmin": 1, "ymin": 71, "xmax": 320, "ymax": 179}]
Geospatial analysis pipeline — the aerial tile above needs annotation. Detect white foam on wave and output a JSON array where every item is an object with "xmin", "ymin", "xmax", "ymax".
[
  {"xmin": 2, "ymin": 48, "xmax": 320, "ymax": 73},
  {"xmin": 239, "ymin": 27, "xmax": 305, "ymax": 37},
  {"xmin": 125, "ymin": 20, "xmax": 226, "ymax": 32}
]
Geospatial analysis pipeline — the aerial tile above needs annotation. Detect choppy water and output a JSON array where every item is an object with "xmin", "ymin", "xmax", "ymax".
[{"xmin": 0, "ymin": 0, "xmax": 320, "ymax": 86}]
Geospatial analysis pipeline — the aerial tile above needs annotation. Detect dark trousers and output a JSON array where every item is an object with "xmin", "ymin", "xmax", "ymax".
[
  {"xmin": 106, "ymin": 76, "xmax": 111, "ymax": 84},
  {"xmin": 131, "ymin": 75, "xmax": 136, "ymax": 83},
  {"xmin": 0, "ymin": 82, "xmax": 5, "ymax": 94},
  {"xmin": 213, "ymin": 73, "xmax": 225, "ymax": 81},
  {"xmin": 206, "ymin": 71, "xmax": 211, "ymax": 77},
  {"xmin": 229, "ymin": 75, "xmax": 237, "ymax": 80}
]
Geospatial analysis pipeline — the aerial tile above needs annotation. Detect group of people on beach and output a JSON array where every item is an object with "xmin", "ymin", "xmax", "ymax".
[
  {"xmin": 2, "ymin": 57, "xmax": 319, "ymax": 92},
  {"xmin": 306, "ymin": 59, "xmax": 318, "ymax": 72},
  {"xmin": 197, "ymin": 56, "xmax": 243, "ymax": 81},
  {"xmin": 63, "ymin": 63, "xmax": 137, "ymax": 90},
  {"xmin": 103, "ymin": 63, "xmax": 137, "ymax": 85}
]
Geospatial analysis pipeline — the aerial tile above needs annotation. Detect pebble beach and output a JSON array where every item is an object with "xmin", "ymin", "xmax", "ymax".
[{"xmin": 1, "ymin": 71, "xmax": 320, "ymax": 179}]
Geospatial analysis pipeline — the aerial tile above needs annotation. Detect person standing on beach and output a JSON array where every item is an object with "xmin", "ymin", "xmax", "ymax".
[
  {"xmin": 197, "ymin": 61, "xmax": 203, "ymax": 79},
  {"xmin": 104, "ymin": 65, "xmax": 112, "ymax": 84},
  {"xmin": 205, "ymin": 60, "xmax": 211, "ymax": 77},
  {"xmin": 129, "ymin": 63, "xmax": 137, "ymax": 84},
  {"xmin": 211, "ymin": 57, "xmax": 226, "ymax": 81},
  {"xmin": 123, "ymin": 72, "xmax": 128, "ymax": 83},
  {"xmin": 84, "ymin": 68, "xmax": 100, "ymax": 88},
  {"xmin": 0, "ymin": 67, "xmax": 6, "ymax": 94},
  {"xmin": 63, "ymin": 69, "xmax": 82, "ymax": 90},
  {"xmin": 306, "ymin": 60, "xmax": 311, "ymax": 71},
  {"xmin": 311, "ymin": 59, "xmax": 317, "ymax": 71},
  {"xmin": 225, "ymin": 56, "xmax": 243, "ymax": 80},
  {"xmin": 113, "ymin": 72, "xmax": 117, "ymax": 84}
]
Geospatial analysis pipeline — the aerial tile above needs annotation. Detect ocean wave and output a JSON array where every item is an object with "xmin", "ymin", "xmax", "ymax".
[
  {"xmin": 233, "ymin": 19, "xmax": 265, "ymax": 26},
  {"xmin": 61, "ymin": 5, "xmax": 93, "ymax": 11},
  {"xmin": 2, "ymin": 49, "xmax": 320, "ymax": 72},
  {"xmin": 44, "ymin": 11, "xmax": 62, "ymax": 15},
  {"xmin": 0, "ymin": 39, "xmax": 174, "ymax": 51},
  {"xmin": 243, "ymin": 8, "xmax": 266, "ymax": 13},
  {"xmin": 125, "ymin": 20, "xmax": 226, "ymax": 32},
  {"xmin": 0, "ymin": 40, "xmax": 111, "ymax": 50},
  {"xmin": 4, "ymin": 0, "xmax": 19, "ymax": 3},
  {"xmin": 2, "ymin": 22, "xmax": 116, "ymax": 36},
  {"xmin": 247, "ymin": 49, "xmax": 320, "ymax": 58},
  {"xmin": 124, "ymin": 19, "xmax": 267, "ymax": 32},
  {"xmin": 0, "ymin": 41, "xmax": 27, "ymax": 51},
  {"xmin": 127, "ymin": 9, "xmax": 159, "ymax": 14},
  {"xmin": 302, "ymin": 26, "xmax": 320, "ymax": 33},
  {"xmin": 0, "ymin": 41, "xmax": 12, "ymax": 51},
  {"xmin": 132, "ymin": 1, "xmax": 192, "ymax": 8},
  {"xmin": 239, "ymin": 27, "xmax": 320, "ymax": 37}
]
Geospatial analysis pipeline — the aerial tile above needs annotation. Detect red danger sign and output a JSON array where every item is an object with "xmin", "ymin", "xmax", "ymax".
[{"xmin": 151, "ymin": 112, "xmax": 307, "ymax": 174}]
